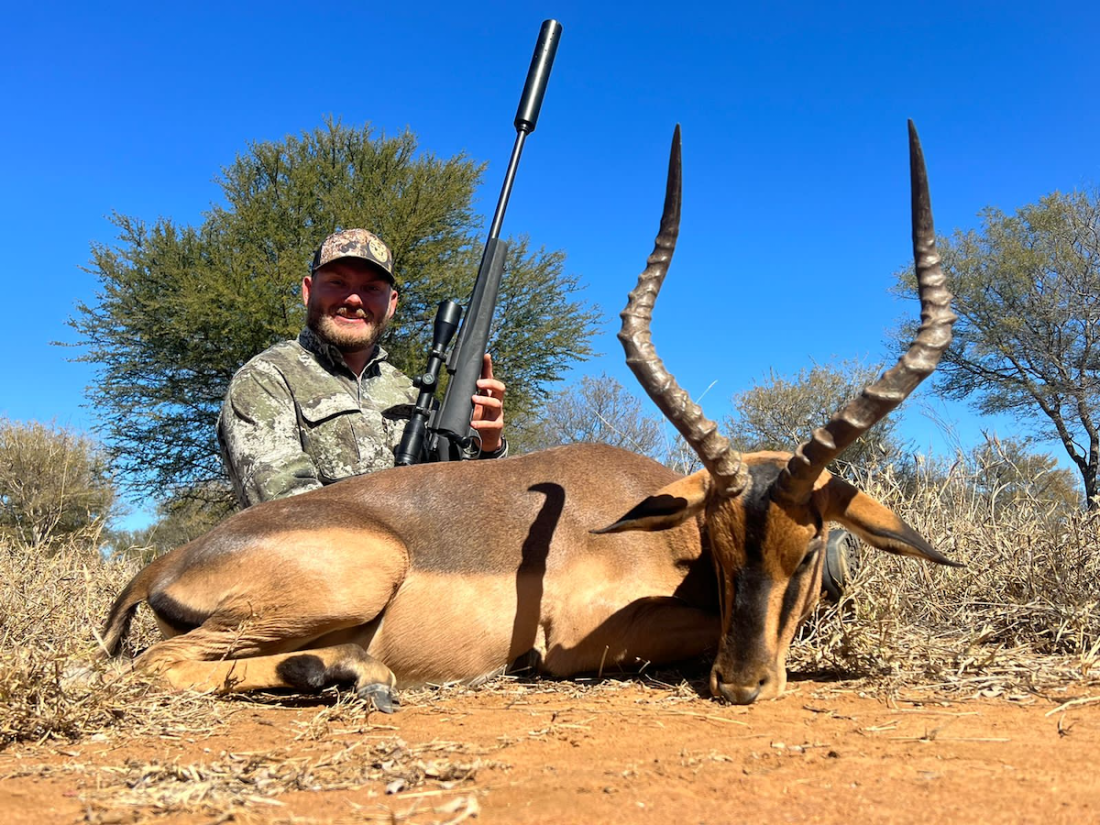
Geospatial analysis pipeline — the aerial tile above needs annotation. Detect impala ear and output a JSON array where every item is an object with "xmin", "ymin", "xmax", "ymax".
[
  {"xmin": 592, "ymin": 471, "xmax": 712, "ymax": 534},
  {"xmin": 815, "ymin": 476, "xmax": 963, "ymax": 567}
]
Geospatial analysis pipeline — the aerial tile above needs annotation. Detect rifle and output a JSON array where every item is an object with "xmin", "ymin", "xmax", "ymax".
[{"xmin": 395, "ymin": 19, "xmax": 562, "ymax": 465}]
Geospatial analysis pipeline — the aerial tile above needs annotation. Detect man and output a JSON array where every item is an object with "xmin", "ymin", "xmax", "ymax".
[{"xmin": 218, "ymin": 228, "xmax": 506, "ymax": 508}]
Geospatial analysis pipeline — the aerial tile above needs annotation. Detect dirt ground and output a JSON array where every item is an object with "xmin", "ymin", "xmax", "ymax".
[{"xmin": 2, "ymin": 675, "xmax": 1098, "ymax": 825}]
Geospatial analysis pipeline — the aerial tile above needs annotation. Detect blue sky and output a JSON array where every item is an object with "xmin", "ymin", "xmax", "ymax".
[{"xmin": 3, "ymin": 1, "xmax": 1097, "ymax": 521}]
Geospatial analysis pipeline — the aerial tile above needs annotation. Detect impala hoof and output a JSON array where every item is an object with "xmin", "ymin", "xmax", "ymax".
[{"xmin": 359, "ymin": 683, "xmax": 400, "ymax": 713}]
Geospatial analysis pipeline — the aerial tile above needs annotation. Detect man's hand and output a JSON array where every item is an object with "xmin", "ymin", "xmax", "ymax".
[{"xmin": 471, "ymin": 353, "xmax": 506, "ymax": 454}]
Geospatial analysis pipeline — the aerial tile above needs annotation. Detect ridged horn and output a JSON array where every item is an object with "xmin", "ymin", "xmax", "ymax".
[
  {"xmin": 619, "ymin": 126, "xmax": 749, "ymax": 496},
  {"xmin": 774, "ymin": 120, "xmax": 957, "ymax": 505}
]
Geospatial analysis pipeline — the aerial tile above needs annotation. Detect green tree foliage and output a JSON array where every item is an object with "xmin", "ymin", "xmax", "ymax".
[
  {"xmin": 0, "ymin": 419, "xmax": 116, "ymax": 548},
  {"xmin": 723, "ymin": 360, "xmax": 903, "ymax": 477},
  {"xmin": 895, "ymin": 189, "xmax": 1100, "ymax": 506},
  {"xmin": 69, "ymin": 121, "xmax": 599, "ymax": 501}
]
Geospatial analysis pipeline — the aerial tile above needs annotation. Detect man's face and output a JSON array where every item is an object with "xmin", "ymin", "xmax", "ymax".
[{"xmin": 303, "ymin": 259, "xmax": 399, "ymax": 353}]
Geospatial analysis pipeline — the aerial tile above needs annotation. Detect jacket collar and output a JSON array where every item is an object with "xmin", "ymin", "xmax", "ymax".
[{"xmin": 298, "ymin": 327, "xmax": 388, "ymax": 377}]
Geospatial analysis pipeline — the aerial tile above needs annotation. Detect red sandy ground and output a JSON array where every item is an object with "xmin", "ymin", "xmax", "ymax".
[{"xmin": 2, "ymin": 678, "xmax": 1098, "ymax": 824}]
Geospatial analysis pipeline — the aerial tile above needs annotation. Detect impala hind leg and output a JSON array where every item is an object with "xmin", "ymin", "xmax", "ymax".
[
  {"xmin": 134, "ymin": 532, "xmax": 410, "ymax": 709},
  {"xmin": 136, "ymin": 629, "xmax": 401, "ymax": 711}
]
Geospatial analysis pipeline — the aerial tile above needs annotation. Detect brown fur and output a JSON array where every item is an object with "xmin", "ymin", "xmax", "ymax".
[{"xmin": 103, "ymin": 444, "xmax": 952, "ymax": 706}]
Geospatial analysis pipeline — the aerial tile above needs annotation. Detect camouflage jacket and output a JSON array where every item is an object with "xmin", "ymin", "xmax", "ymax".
[{"xmin": 217, "ymin": 328, "xmax": 419, "ymax": 508}]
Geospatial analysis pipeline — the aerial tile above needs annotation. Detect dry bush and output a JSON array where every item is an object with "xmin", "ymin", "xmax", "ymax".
[
  {"xmin": 723, "ymin": 360, "xmax": 903, "ymax": 478},
  {"xmin": 0, "ymin": 418, "xmax": 117, "ymax": 549},
  {"xmin": 0, "ymin": 532, "xmax": 194, "ymax": 749},
  {"xmin": 791, "ymin": 452, "xmax": 1100, "ymax": 696}
]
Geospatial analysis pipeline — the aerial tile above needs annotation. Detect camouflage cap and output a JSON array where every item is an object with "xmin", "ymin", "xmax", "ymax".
[{"xmin": 311, "ymin": 229, "xmax": 395, "ymax": 283}]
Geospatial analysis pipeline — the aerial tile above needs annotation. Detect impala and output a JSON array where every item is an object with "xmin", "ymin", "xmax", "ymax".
[{"xmin": 103, "ymin": 122, "xmax": 958, "ymax": 709}]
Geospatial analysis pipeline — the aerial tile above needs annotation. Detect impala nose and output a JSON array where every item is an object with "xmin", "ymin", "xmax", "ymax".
[
  {"xmin": 718, "ymin": 681, "xmax": 762, "ymax": 705},
  {"xmin": 710, "ymin": 668, "xmax": 772, "ymax": 705}
]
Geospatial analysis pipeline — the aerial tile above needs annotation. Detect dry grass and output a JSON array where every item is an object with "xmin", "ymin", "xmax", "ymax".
[
  {"xmin": 790, "ymin": 458, "xmax": 1100, "ymax": 698},
  {"xmin": 8, "ymin": 735, "xmax": 493, "ymax": 824},
  {"xmin": 2, "ymin": 459, "xmax": 1098, "ymax": 820}
]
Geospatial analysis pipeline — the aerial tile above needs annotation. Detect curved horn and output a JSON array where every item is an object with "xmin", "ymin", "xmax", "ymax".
[
  {"xmin": 774, "ymin": 121, "xmax": 957, "ymax": 505},
  {"xmin": 619, "ymin": 126, "xmax": 749, "ymax": 496}
]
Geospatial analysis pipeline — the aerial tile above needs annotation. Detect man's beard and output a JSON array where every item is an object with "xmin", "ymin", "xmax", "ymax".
[{"xmin": 307, "ymin": 303, "xmax": 390, "ymax": 353}]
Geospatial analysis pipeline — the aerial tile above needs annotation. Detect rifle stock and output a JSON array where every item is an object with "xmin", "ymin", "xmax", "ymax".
[{"xmin": 396, "ymin": 19, "xmax": 562, "ymax": 464}]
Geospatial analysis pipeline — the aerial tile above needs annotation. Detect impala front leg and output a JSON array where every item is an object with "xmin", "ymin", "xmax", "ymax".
[{"xmin": 542, "ymin": 596, "xmax": 719, "ymax": 677}]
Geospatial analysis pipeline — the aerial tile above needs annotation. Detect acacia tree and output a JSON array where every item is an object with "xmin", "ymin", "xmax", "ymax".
[
  {"xmin": 722, "ymin": 360, "xmax": 903, "ymax": 478},
  {"xmin": 894, "ymin": 189, "xmax": 1100, "ymax": 507},
  {"xmin": 69, "ymin": 121, "xmax": 599, "ymax": 502}
]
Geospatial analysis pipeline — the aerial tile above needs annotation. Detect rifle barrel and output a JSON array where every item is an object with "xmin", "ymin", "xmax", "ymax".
[
  {"xmin": 412, "ymin": 19, "xmax": 562, "ymax": 461},
  {"xmin": 488, "ymin": 19, "xmax": 561, "ymax": 241}
]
